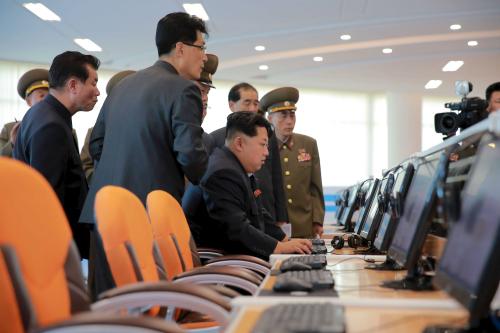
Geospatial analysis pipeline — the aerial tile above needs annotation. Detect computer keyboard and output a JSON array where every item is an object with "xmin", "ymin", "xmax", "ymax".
[
  {"xmin": 251, "ymin": 303, "xmax": 345, "ymax": 333},
  {"xmin": 310, "ymin": 238, "xmax": 325, "ymax": 246},
  {"xmin": 282, "ymin": 255, "xmax": 327, "ymax": 269},
  {"xmin": 278, "ymin": 270, "xmax": 335, "ymax": 289},
  {"xmin": 312, "ymin": 244, "xmax": 328, "ymax": 254}
]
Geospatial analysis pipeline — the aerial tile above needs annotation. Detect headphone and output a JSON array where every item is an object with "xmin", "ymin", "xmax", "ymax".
[
  {"xmin": 388, "ymin": 163, "xmax": 415, "ymax": 218},
  {"xmin": 331, "ymin": 233, "xmax": 362, "ymax": 249},
  {"xmin": 378, "ymin": 173, "xmax": 394, "ymax": 213}
]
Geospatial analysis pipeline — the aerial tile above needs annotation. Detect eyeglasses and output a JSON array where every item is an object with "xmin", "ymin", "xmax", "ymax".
[{"xmin": 182, "ymin": 42, "xmax": 207, "ymax": 52}]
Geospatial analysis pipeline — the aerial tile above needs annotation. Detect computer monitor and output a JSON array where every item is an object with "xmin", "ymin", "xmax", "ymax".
[
  {"xmin": 338, "ymin": 184, "xmax": 360, "ymax": 230},
  {"xmin": 430, "ymin": 135, "xmax": 500, "ymax": 330},
  {"xmin": 353, "ymin": 178, "xmax": 380, "ymax": 235},
  {"xmin": 387, "ymin": 154, "xmax": 441, "ymax": 270},
  {"xmin": 373, "ymin": 163, "xmax": 414, "ymax": 252},
  {"xmin": 335, "ymin": 188, "xmax": 349, "ymax": 223},
  {"xmin": 360, "ymin": 176, "xmax": 391, "ymax": 242}
]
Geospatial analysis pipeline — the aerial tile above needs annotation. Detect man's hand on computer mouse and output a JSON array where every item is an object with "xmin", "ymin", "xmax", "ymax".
[{"xmin": 274, "ymin": 239, "xmax": 312, "ymax": 254}]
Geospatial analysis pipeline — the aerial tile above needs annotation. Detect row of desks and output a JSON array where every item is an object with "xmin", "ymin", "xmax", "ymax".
[{"xmin": 225, "ymin": 233, "xmax": 468, "ymax": 332}]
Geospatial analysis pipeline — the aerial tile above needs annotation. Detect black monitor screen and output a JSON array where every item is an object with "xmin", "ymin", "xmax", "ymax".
[
  {"xmin": 388, "ymin": 155, "xmax": 440, "ymax": 268},
  {"xmin": 373, "ymin": 165, "xmax": 414, "ymax": 252},
  {"xmin": 434, "ymin": 137, "xmax": 500, "ymax": 322},
  {"xmin": 335, "ymin": 188, "xmax": 349, "ymax": 223},
  {"xmin": 360, "ymin": 179, "xmax": 386, "ymax": 241},
  {"xmin": 354, "ymin": 179, "xmax": 379, "ymax": 235},
  {"xmin": 338, "ymin": 184, "xmax": 359, "ymax": 226}
]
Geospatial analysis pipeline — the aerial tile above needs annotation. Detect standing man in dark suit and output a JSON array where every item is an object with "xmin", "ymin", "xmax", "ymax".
[
  {"xmin": 79, "ymin": 70, "xmax": 136, "ymax": 183},
  {"xmin": 79, "ymin": 12, "xmax": 209, "ymax": 297},
  {"xmin": 191, "ymin": 112, "xmax": 311, "ymax": 258},
  {"xmin": 210, "ymin": 83, "xmax": 289, "ymax": 230},
  {"xmin": 14, "ymin": 51, "xmax": 101, "ymax": 259},
  {"xmin": 80, "ymin": 12, "xmax": 208, "ymax": 222}
]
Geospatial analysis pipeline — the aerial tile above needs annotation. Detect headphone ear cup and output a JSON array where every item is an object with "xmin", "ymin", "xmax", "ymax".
[
  {"xmin": 348, "ymin": 234, "xmax": 361, "ymax": 248},
  {"xmin": 331, "ymin": 235, "xmax": 344, "ymax": 249}
]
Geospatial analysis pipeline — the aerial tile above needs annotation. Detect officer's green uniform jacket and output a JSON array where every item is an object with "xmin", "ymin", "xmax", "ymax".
[
  {"xmin": 278, "ymin": 133, "xmax": 325, "ymax": 237},
  {"xmin": 0, "ymin": 122, "xmax": 16, "ymax": 157},
  {"xmin": 80, "ymin": 127, "xmax": 94, "ymax": 182}
]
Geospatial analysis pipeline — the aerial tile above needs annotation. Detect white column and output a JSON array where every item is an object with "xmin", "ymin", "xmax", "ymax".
[{"xmin": 387, "ymin": 92, "xmax": 422, "ymax": 167}]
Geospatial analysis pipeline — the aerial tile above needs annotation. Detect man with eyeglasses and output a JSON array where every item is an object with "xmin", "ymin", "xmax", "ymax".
[
  {"xmin": 263, "ymin": 87, "xmax": 325, "ymax": 238},
  {"xmin": 79, "ymin": 12, "xmax": 209, "ymax": 297}
]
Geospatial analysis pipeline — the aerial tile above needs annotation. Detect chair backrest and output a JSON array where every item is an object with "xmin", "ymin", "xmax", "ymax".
[
  {"xmin": 146, "ymin": 190, "xmax": 195, "ymax": 279},
  {"xmin": 95, "ymin": 185, "xmax": 160, "ymax": 286},
  {"xmin": 0, "ymin": 158, "xmax": 89, "ymax": 332}
]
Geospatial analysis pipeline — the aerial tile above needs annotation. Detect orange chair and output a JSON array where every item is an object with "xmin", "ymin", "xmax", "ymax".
[
  {"xmin": 146, "ymin": 190, "xmax": 269, "ymax": 294},
  {"xmin": 0, "ymin": 157, "xmax": 183, "ymax": 333},
  {"xmin": 94, "ymin": 185, "xmax": 232, "ymax": 330},
  {"xmin": 147, "ymin": 190, "xmax": 271, "ymax": 274}
]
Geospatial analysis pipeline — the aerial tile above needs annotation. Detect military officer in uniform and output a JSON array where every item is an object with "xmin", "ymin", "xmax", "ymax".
[
  {"xmin": 263, "ymin": 87, "xmax": 325, "ymax": 238},
  {"xmin": 0, "ymin": 69, "xmax": 49, "ymax": 157},
  {"xmin": 80, "ymin": 70, "xmax": 136, "ymax": 182},
  {"xmin": 182, "ymin": 54, "xmax": 218, "ymax": 260}
]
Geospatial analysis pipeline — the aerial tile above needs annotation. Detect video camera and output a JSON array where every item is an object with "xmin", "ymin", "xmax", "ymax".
[{"xmin": 434, "ymin": 81, "xmax": 488, "ymax": 138}]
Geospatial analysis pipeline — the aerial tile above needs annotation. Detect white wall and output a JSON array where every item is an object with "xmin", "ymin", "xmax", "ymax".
[{"xmin": 0, "ymin": 60, "xmax": 454, "ymax": 187}]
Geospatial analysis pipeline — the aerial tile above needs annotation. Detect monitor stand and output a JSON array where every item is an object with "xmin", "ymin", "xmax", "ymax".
[
  {"xmin": 365, "ymin": 257, "xmax": 404, "ymax": 271},
  {"xmin": 423, "ymin": 316, "xmax": 497, "ymax": 333},
  {"xmin": 353, "ymin": 246, "xmax": 382, "ymax": 255},
  {"xmin": 380, "ymin": 266, "xmax": 434, "ymax": 291}
]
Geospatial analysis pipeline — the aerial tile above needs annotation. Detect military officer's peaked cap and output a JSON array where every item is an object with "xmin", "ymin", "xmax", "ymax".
[
  {"xmin": 198, "ymin": 54, "xmax": 218, "ymax": 88},
  {"xmin": 17, "ymin": 68, "xmax": 49, "ymax": 100},
  {"xmin": 260, "ymin": 87, "xmax": 299, "ymax": 113},
  {"xmin": 106, "ymin": 70, "xmax": 136, "ymax": 95}
]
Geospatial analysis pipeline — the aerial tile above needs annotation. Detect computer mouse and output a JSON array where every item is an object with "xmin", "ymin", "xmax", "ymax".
[
  {"xmin": 273, "ymin": 277, "xmax": 313, "ymax": 292},
  {"xmin": 280, "ymin": 261, "xmax": 312, "ymax": 272}
]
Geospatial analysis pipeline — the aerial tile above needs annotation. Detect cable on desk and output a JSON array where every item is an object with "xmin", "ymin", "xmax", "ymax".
[{"xmin": 326, "ymin": 255, "xmax": 378, "ymax": 269}]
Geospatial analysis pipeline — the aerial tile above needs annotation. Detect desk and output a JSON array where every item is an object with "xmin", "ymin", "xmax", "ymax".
[
  {"xmin": 226, "ymin": 303, "xmax": 468, "ymax": 333},
  {"xmin": 259, "ymin": 260, "xmax": 451, "ymax": 300}
]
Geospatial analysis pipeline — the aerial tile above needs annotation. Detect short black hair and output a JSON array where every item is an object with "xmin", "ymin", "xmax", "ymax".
[
  {"xmin": 226, "ymin": 111, "xmax": 272, "ymax": 141},
  {"xmin": 156, "ymin": 12, "xmax": 208, "ymax": 56},
  {"xmin": 486, "ymin": 82, "xmax": 500, "ymax": 102},
  {"xmin": 228, "ymin": 82, "xmax": 257, "ymax": 103},
  {"xmin": 49, "ymin": 51, "xmax": 100, "ymax": 89}
]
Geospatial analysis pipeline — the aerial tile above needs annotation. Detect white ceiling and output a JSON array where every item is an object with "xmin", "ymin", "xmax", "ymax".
[{"xmin": 1, "ymin": 0, "xmax": 500, "ymax": 96}]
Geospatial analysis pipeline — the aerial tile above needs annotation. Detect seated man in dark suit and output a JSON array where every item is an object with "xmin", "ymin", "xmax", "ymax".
[{"xmin": 188, "ymin": 111, "xmax": 312, "ymax": 259}]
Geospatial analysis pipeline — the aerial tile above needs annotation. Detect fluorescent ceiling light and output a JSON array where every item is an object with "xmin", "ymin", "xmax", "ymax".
[
  {"xmin": 450, "ymin": 24, "xmax": 461, "ymax": 30},
  {"xmin": 442, "ymin": 60, "xmax": 464, "ymax": 72},
  {"xmin": 74, "ymin": 38, "xmax": 102, "ymax": 52},
  {"xmin": 425, "ymin": 80, "xmax": 442, "ymax": 89},
  {"xmin": 258, "ymin": 65, "xmax": 269, "ymax": 71},
  {"xmin": 313, "ymin": 56, "xmax": 323, "ymax": 62},
  {"xmin": 183, "ymin": 3, "xmax": 209, "ymax": 21},
  {"xmin": 382, "ymin": 48, "xmax": 393, "ymax": 54},
  {"xmin": 340, "ymin": 34, "xmax": 351, "ymax": 41},
  {"xmin": 255, "ymin": 45, "xmax": 266, "ymax": 51},
  {"xmin": 467, "ymin": 40, "xmax": 478, "ymax": 47},
  {"xmin": 23, "ymin": 3, "xmax": 61, "ymax": 21}
]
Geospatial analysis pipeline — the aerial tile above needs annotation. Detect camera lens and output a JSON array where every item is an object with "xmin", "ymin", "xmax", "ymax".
[{"xmin": 441, "ymin": 114, "xmax": 455, "ymax": 130}]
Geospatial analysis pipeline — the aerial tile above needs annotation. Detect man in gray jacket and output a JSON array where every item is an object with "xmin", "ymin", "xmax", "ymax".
[{"xmin": 80, "ymin": 12, "xmax": 209, "ymax": 297}]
